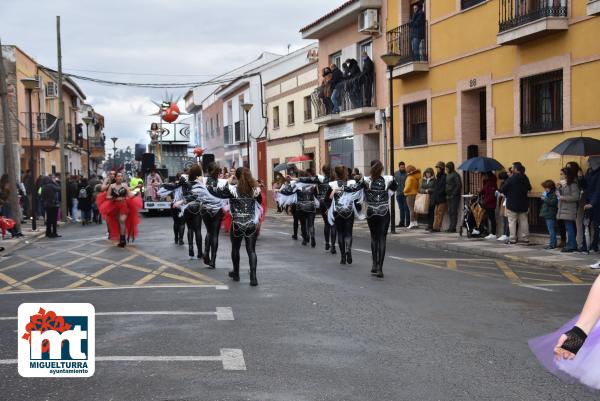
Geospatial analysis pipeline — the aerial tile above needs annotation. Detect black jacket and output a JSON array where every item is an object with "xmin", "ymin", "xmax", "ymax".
[
  {"xmin": 432, "ymin": 172, "xmax": 447, "ymax": 205},
  {"xmin": 330, "ymin": 68, "xmax": 344, "ymax": 89},
  {"xmin": 361, "ymin": 56, "xmax": 374, "ymax": 80},
  {"xmin": 501, "ymin": 173, "xmax": 532, "ymax": 213},
  {"xmin": 77, "ymin": 183, "xmax": 93, "ymax": 211},
  {"xmin": 41, "ymin": 177, "xmax": 60, "ymax": 208},
  {"xmin": 410, "ymin": 10, "xmax": 426, "ymax": 40}
]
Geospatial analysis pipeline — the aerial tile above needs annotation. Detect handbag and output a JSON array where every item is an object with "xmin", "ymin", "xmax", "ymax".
[{"xmin": 414, "ymin": 193, "xmax": 430, "ymax": 215}]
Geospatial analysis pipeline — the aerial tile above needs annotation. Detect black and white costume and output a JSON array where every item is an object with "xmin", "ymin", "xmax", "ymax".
[
  {"xmin": 316, "ymin": 175, "xmax": 337, "ymax": 253},
  {"xmin": 199, "ymin": 176, "xmax": 224, "ymax": 269},
  {"xmin": 182, "ymin": 179, "xmax": 204, "ymax": 258},
  {"xmin": 295, "ymin": 177, "xmax": 319, "ymax": 247},
  {"xmin": 327, "ymin": 180, "xmax": 363, "ymax": 265},
  {"xmin": 210, "ymin": 183, "xmax": 263, "ymax": 286},
  {"xmin": 362, "ymin": 176, "xmax": 398, "ymax": 277},
  {"xmin": 158, "ymin": 179, "xmax": 186, "ymax": 245}
]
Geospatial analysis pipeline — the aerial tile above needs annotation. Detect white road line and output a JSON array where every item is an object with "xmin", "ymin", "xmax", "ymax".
[
  {"xmin": 517, "ymin": 284, "xmax": 556, "ymax": 292},
  {"xmin": 36, "ymin": 236, "xmax": 107, "ymax": 243},
  {"xmin": 0, "ymin": 284, "xmax": 228, "ymax": 296},
  {"xmin": 0, "ymin": 307, "xmax": 235, "ymax": 321},
  {"xmin": 0, "ymin": 349, "xmax": 246, "ymax": 370}
]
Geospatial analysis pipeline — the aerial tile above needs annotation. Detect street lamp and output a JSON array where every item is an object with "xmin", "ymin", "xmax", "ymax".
[
  {"xmin": 110, "ymin": 137, "xmax": 118, "ymax": 170},
  {"xmin": 21, "ymin": 77, "xmax": 38, "ymax": 231},
  {"xmin": 241, "ymin": 102, "xmax": 253, "ymax": 170},
  {"xmin": 82, "ymin": 111, "xmax": 94, "ymax": 178},
  {"xmin": 380, "ymin": 52, "xmax": 402, "ymax": 234}
]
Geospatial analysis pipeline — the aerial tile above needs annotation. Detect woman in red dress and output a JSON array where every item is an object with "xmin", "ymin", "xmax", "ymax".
[{"xmin": 97, "ymin": 172, "xmax": 142, "ymax": 247}]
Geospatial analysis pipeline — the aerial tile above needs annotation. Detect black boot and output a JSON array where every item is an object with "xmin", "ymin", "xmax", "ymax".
[
  {"xmin": 249, "ymin": 268, "xmax": 258, "ymax": 286},
  {"xmin": 340, "ymin": 253, "xmax": 346, "ymax": 265},
  {"xmin": 118, "ymin": 235, "xmax": 126, "ymax": 248},
  {"xmin": 228, "ymin": 265, "xmax": 240, "ymax": 281},
  {"xmin": 325, "ymin": 243, "xmax": 330, "ymax": 251},
  {"xmin": 375, "ymin": 262, "xmax": 384, "ymax": 278},
  {"xmin": 371, "ymin": 263, "xmax": 377, "ymax": 274},
  {"xmin": 346, "ymin": 252, "xmax": 352, "ymax": 264},
  {"xmin": 330, "ymin": 245, "xmax": 337, "ymax": 254},
  {"xmin": 311, "ymin": 237, "xmax": 316, "ymax": 248}
]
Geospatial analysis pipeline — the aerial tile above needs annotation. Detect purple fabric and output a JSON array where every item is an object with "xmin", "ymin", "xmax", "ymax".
[{"xmin": 529, "ymin": 315, "xmax": 600, "ymax": 389}]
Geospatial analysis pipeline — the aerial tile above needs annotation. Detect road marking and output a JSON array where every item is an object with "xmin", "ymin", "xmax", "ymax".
[
  {"xmin": 0, "ymin": 349, "xmax": 246, "ymax": 370},
  {"xmin": 495, "ymin": 260, "xmax": 522, "ymax": 284},
  {"xmin": 0, "ymin": 284, "xmax": 229, "ymax": 295},
  {"xmin": 36, "ymin": 236, "xmax": 107, "ymax": 243},
  {"xmin": 67, "ymin": 254, "xmax": 138, "ymax": 289},
  {"xmin": 0, "ymin": 272, "xmax": 32, "ymax": 290},
  {"xmin": 0, "ymin": 307, "xmax": 234, "ymax": 321},
  {"xmin": 559, "ymin": 271, "xmax": 584, "ymax": 284},
  {"xmin": 134, "ymin": 265, "xmax": 169, "ymax": 285},
  {"xmin": 447, "ymin": 260, "xmax": 457, "ymax": 270},
  {"xmin": 517, "ymin": 284, "xmax": 556, "ymax": 292}
]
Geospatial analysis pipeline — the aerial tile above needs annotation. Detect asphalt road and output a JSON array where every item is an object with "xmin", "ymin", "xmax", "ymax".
[{"xmin": 0, "ymin": 214, "xmax": 597, "ymax": 401}]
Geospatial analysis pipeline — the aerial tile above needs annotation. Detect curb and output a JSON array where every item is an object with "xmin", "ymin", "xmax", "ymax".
[{"xmin": 1, "ymin": 221, "xmax": 70, "ymax": 256}]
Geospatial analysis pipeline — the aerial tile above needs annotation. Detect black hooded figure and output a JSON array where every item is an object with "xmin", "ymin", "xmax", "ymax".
[
  {"xmin": 317, "ymin": 164, "xmax": 337, "ymax": 253},
  {"xmin": 294, "ymin": 172, "xmax": 319, "ymax": 248},
  {"xmin": 167, "ymin": 174, "xmax": 186, "ymax": 246},
  {"xmin": 362, "ymin": 160, "xmax": 398, "ymax": 278},
  {"xmin": 200, "ymin": 162, "xmax": 224, "ymax": 269},
  {"xmin": 183, "ymin": 165, "xmax": 204, "ymax": 258}
]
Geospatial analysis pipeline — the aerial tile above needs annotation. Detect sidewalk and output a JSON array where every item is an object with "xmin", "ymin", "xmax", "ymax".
[
  {"xmin": 269, "ymin": 213, "xmax": 599, "ymax": 275},
  {"xmin": 0, "ymin": 218, "xmax": 64, "ymax": 256}
]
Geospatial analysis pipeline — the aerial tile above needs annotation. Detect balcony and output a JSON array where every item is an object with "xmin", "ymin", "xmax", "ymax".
[
  {"xmin": 589, "ymin": 0, "xmax": 600, "ymax": 15},
  {"xmin": 497, "ymin": 0, "xmax": 568, "ymax": 45},
  {"xmin": 311, "ymin": 76, "xmax": 376, "ymax": 126},
  {"xmin": 387, "ymin": 21, "xmax": 429, "ymax": 78}
]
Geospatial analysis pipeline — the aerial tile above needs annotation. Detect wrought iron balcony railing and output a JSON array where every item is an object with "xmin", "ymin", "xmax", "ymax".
[
  {"xmin": 386, "ymin": 20, "xmax": 428, "ymax": 66},
  {"xmin": 311, "ymin": 75, "xmax": 375, "ymax": 119},
  {"xmin": 499, "ymin": 0, "xmax": 567, "ymax": 32}
]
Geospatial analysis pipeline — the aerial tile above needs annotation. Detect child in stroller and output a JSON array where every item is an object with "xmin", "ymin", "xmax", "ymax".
[{"xmin": 459, "ymin": 194, "xmax": 488, "ymax": 238}]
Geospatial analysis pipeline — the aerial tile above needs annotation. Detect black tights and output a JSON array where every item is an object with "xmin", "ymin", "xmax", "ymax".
[
  {"xmin": 367, "ymin": 213, "xmax": 390, "ymax": 270},
  {"xmin": 334, "ymin": 215, "xmax": 354, "ymax": 260},
  {"xmin": 292, "ymin": 206, "xmax": 299, "ymax": 237},
  {"xmin": 230, "ymin": 226, "xmax": 258, "ymax": 275},
  {"xmin": 45, "ymin": 207, "xmax": 58, "ymax": 236},
  {"xmin": 172, "ymin": 208, "xmax": 185, "ymax": 243},
  {"xmin": 185, "ymin": 211, "xmax": 202, "ymax": 258},
  {"xmin": 298, "ymin": 210, "xmax": 315, "ymax": 244},
  {"xmin": 319, "ymin": 207, "xmax": 336, "ymax": 247},
  {"xmin": 202, "ymin": 211, "xmax": 223, "ymax": 267}
]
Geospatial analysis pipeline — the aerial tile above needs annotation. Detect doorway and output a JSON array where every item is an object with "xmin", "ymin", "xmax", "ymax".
[{"xmin": 460, "ymin": 87, "xmax": 487, "ymax": 161}]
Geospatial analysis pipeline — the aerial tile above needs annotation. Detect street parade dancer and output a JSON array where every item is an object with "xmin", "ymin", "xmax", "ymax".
[
  {"xmin": 317, "ymin": 164, "xmax": 337, "ymax": 254},
  {"xmin": 528, "ymin": 274, "xmax": 600, "ymax": 389},
  {"xmin": 98, "ymin": 170, "xmax": 116, "ymax": 239},
  {"xmin": 183, "ymin": 165, "xmax": 204, "ymax": 259},
  {"xmin": 295, "ymin": 171, "xmax": 319, "ymax": 247},
  {"xmin": 158, "ymin": 173, "xmax": 186, "ymax": 246},
  {"xmin": 209, "ymin": 167, "xmax": 264, "ymax": 286},
  {"xmin": 327, "ymin": 165, "xmax": 363, "ymax": 265},
  {"xmin": 98, "ymin": 171, "xmax": 142, "ymax": 247},
  {"xmin": 199, "ymin": 162, "xmax": 225, "ymax": 269},
  {"xmin": 362, "ymin": 160, "xmax": 398, "ymax": 278}
]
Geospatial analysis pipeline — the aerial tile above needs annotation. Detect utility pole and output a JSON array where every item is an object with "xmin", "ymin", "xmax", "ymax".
[
  {"xmin": 0, "ymin": 38, "xmax": 22, "ymax": 233},
  {"xmin": 57, "ymin": 16, "xmax": 67, "ymax": 222}
]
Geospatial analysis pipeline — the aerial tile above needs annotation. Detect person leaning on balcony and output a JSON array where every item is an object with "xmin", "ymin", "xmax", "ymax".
[
  {"xmin": 404, "ymin": 165, "xmax": 421, "ymax": 229},
  {"xmin": 445, "ymin": 161, "xmax": 462, "ymax": 233},
  {"xmin": 410, "ymin": 3, "xmax": 426, "ymax": 61},
  {"xmin": 431, "ymin": 162, "xmax": 447, "ymax": 232},
  {"xmin": 419, "ymin": 167, "xmax": 436, "ymax": 231},
  {"xmin": 319, "ymin": 67, "xmax": 333, "ymax": 114},
  {"xmin": 360, "ymin": 52, "xmax": 375, "ymax": 107},
  {"xmin": 330, "ymin": 64, "xmax": 344, "ymax": 114},
  {"xmin": 500, "ymin": 162, "xmax": 532, "ymax": 245},
  {"xmin": 557, "ymin": 167, "xmax": 581, "ymax": 253}
]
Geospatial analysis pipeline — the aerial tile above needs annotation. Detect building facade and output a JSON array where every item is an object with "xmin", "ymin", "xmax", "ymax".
[
  {"xmin": 301, "ymin": 0, "xmax": 389, "ymax": 175},
  {"xmin": 386, "ymin": 0, "xmax": 600, "ymax": 194}
]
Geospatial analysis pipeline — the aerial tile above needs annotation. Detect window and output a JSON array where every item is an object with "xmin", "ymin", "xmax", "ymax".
[
  {"xmin": 216, "ymin": 113, "xmax": 220, "ymax": 136},
  {"xmin": 358, "ymin": 40, "xmax": 373, "ymax": 70},
  {"xmin": 40, "ymin": 158, "xmax": 46, "ymax": 176},
  {"xmin": 330, "ymin": 52, "xmax": 342, "ymax": 69},
  {"xmin": 273, "ymin": 106, "xmax": 280, "ymax": 129},
  {"xmin": 403, "ymin": 100, "xmax": 427, "ymax": 147},
  {"xmin": 520, "ymin": 70, "xmax": 563, "ymax": 134},
  {"xmin": 303, "ymin": 96, "xmax": 312, "ymax": 121},
  {"xmin": 287, "ymin": 101, "xmax": 295, "ymax": 125},
  {"xmin": 461, "ymin": 0, "xmax": 485, "ymax": 10},
  {"xmin": 210, "ymin": 118, "xmax": 214, "ymax": 137}
]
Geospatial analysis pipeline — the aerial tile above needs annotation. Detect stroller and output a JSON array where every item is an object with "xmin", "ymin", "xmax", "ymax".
[{"xmin": 459, "ymin": 194, "xmax": 488, "ymax": 238}]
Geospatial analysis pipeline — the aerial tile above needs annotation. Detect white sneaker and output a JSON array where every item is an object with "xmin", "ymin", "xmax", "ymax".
[
  {"xmin": 497, "ymin": 235, "xmax": 508, "ymax": 241},
  {"xmin": 409, "ymin": 223, "xmax": 418, "ymax": 229},
  {"xmin": 485, "ymin": 234, "xmax": 497, "ymax": 240},
  {"xmin": 590, "ymin": 261, "xmax": 600, "ymax": 269},
  {"xmin": 472, "ymin": 229, "xmax": 480, "ymax": 236}
]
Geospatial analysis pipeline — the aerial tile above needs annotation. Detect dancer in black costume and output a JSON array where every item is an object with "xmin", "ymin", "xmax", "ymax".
[
  {"xmin": 327, "ymin": 165, "xmax": 362, "ymax": 265},
  {"xmin": 295, "ymin": 171, "xmax": 319, "ymax": 248},
  {"xmin": 200, "ymin": 162, "xmax": 224, "ymax": 269},
  {"xmin": 169, "ymin": 173, "xmax": 186, "ymax": 246},
  {"xmin": 183, "ymin": 165, "xmax": 203, "ymax": 258},
  {"xmin": 362, "ymin": 160, "xmax": 398, "ymax": 278},
  {"xmin": 317, "ymin": 164, "xmax": 336, "ymax": 254},
  {"xmin": 210, "ymin": 167, "xmax": 263, "ymax": 286}
]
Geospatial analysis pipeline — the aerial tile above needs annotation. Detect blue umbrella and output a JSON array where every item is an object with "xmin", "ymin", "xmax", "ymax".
[{"xmin": 458, "ymin": 157, "xmax": 504, "ymax": 173}]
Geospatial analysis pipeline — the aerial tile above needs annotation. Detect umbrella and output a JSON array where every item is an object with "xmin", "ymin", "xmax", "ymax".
[
  {"xmin": 550, "ymin": 137, "xmax": 600, "ymax": 156},
  {"xmin": 458, "ymin": 157, "xmax": 504, "ymax": 172},
  {"xmin": 273, "ymin": 163, "xmax": 294, "ymax": 172},
  {"xmin": 287, "ymin": 155, "xmax": 312, "ymax": 163}
]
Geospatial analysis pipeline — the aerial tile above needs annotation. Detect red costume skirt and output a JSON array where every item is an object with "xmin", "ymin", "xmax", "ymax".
[{"xmin": 96, "ymin": 192, "xmax": 142, "ymax": 241}]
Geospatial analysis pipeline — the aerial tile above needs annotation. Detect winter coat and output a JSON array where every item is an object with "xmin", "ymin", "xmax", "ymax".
[
  {"xmin": 445, "ymin": 163, "xmax": 462, "ymax": 199},
  {"xmin": 410, "ymin": 9, "xmax": 426, "ymax": 40},
  {"xmin": 67, "ymin": 180, "xmax": 78, "ymax": 200},
  {"xmin": 330, "ymin": 68, "xmax": 344, "ymax": 89},
  {"xmin": 41, "ymin": 177, "xmax": 60, "ymax": 208},
  {"xmin": 557, "ymin": 182, "xmax": 580, "ymax": 221},
  {"xmin": 404, "ymin": 170, "xmax": 422, "ymax": 196},
  {"xmin": 481, "ymin": 175, "xmax": 498, "ymax": 209},
  {"xmin": 432, "ymin": 172, "xmax": 447, "ymax": 205},
  {"xmin": 77, "ymin": 183, "xmax": 93, "ymax": 212},
  {"xmin": 361, "ymin": 57, "xmax": 374, "ymax": 80},
  {"xmin": 501, "ymin": 173, "xmax": 532, "ymax": 213},
  {"xmin": 394, "ymin": 170, "xmax": 407, "ymax": 193},
  {"xmin": 321, "ymin": 74, "xmax": 332, "ymax": 98},
  {"xmin": 539, "ymin": 191, "xmax": 558, "ymax": 220},
  {"xmin": 419, "ymin": 169, "xmax": 436, "ymax": 194},
  {"xmin": 586, "ymin": 166, "xmax": 600, "ymax": 208}
]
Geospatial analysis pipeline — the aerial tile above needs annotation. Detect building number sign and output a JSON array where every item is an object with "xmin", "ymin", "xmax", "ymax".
[{"xmin": 469, "ymin": 79, "xmax": 477, "ymax": 88}]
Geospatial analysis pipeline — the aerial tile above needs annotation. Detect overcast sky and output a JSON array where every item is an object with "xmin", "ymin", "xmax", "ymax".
[{"xmin": 0, "ymin": 0, "xmax": 335, "ymax": 151}]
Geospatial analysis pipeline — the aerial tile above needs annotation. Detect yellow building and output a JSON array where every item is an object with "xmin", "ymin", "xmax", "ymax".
[{"xmin": 386, "ymin": 0, "xmax": 600, "ymax": 193}]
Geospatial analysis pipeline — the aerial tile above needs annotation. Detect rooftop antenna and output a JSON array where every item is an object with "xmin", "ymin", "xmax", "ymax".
[{"xmin": 287, "ymin": 44, "xmax": 291, "ymax": 54}]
